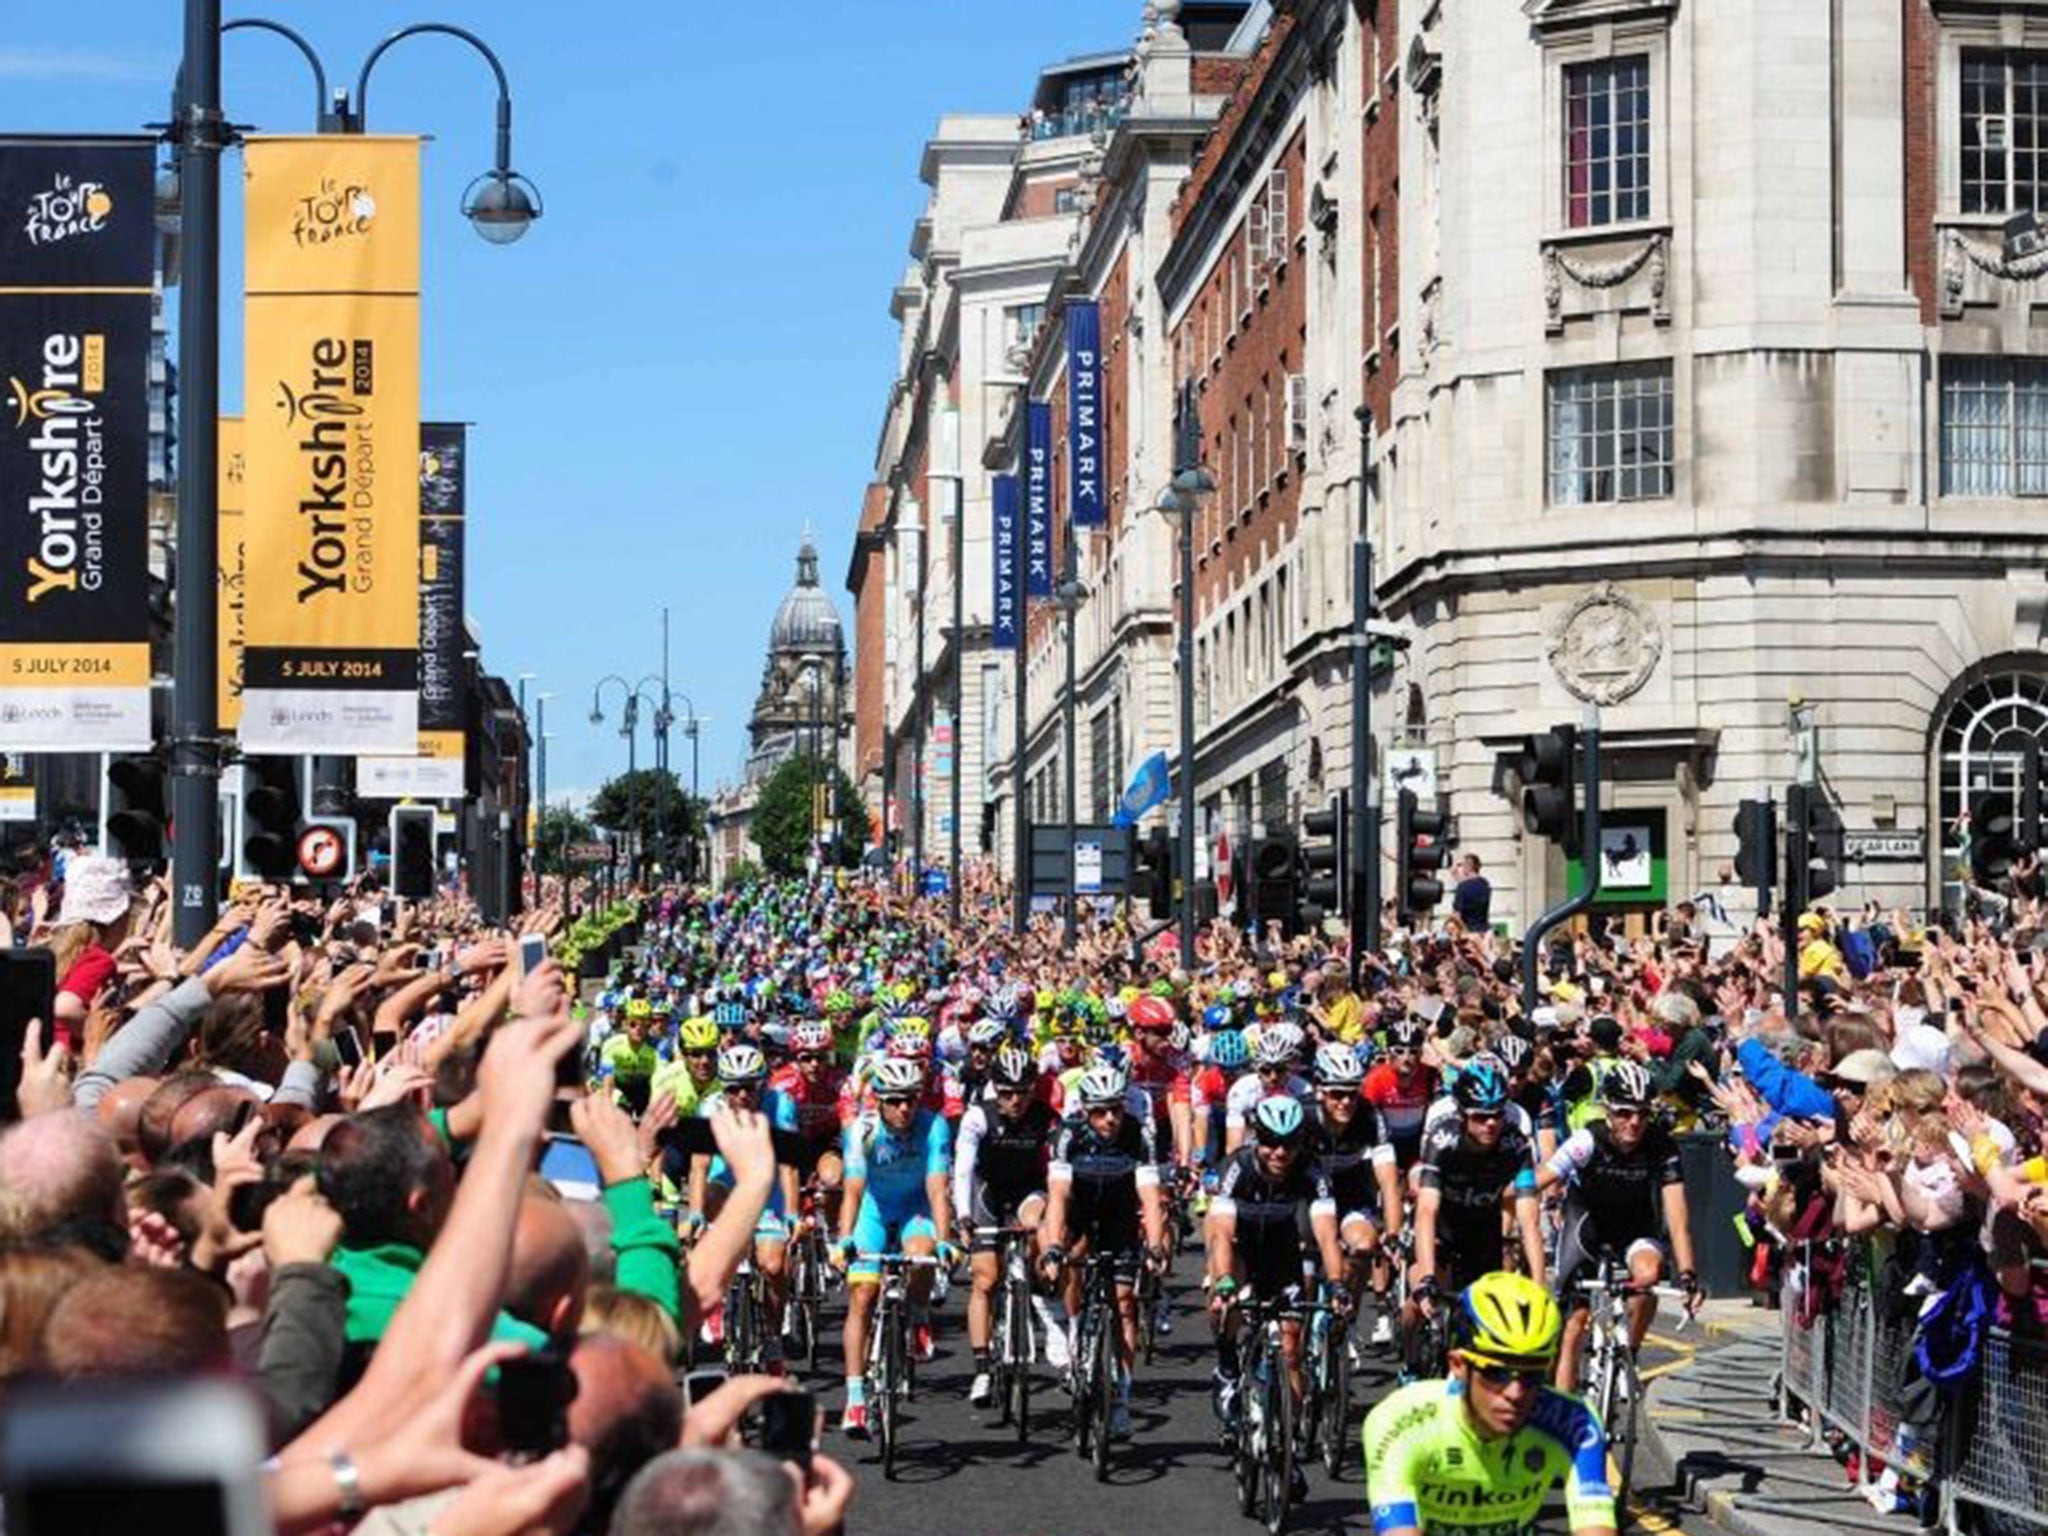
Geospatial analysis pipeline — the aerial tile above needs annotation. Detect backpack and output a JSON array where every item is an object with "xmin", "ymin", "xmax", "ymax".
[{"xmin": 1914, "ymin": 1255, "xmax": 1994, "ymax": 1387}]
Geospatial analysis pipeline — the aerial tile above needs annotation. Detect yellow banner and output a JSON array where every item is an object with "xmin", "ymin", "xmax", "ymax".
[
  {"xmin": 240, "ymin": 135, "xmax": 420, "ymax": 753},
  {"xmin": 218, "ymin": 415, "xmax": 244, "ymax": 728}
]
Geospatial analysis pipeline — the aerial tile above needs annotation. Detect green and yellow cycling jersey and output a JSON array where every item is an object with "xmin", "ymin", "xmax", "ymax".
[{"xmin": 1362, "ymin": 1377, "xmax": 1616, "ymax": 1536}]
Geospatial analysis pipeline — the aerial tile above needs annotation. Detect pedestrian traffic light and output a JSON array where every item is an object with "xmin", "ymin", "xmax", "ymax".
[
  {"xmin": 105, "ymin": 753, "xmax": 168, "ymax": 864},
  {"xmin": 1396, "ymin": 787, "xmax": 1446, "ymax": 923},
  {"xmin": 1136, "ymin": 825, "xmax": 1173, "ymax": 921},
  {"xmin": 241, "ymin": 756, "xmax": 302, "ymax": 881},
  {"xmin": 1970, "ymin": 789, "xmax": 2022, "ymax": 886},
  {"xmin": 1300, "ymin": 791, "xmax": 1348, "ymax": 927},
  {"xmin": 1733, "ymin": 798, "xmax": 1777, "ymax": 903},
  {"xmin": 390, "ymin": 805, "xmax": 437, "ymax": 899},
  {"xmin": 1804, "ymin": 796, "xmax": 1842, "ymax": 903},
  {"xmin": 1518, "ymin": 725, "xmax": 1579, "ymax": 855},
  {"xmin": 1249, "ymin": 830, "xmax": 1300, "ymax": 935}
]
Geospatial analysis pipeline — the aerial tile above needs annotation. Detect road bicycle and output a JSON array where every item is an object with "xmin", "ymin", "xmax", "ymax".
[
  {"xmin": 982, "ymin": 1225, "xmax": 1036, "ymax": 1443},
  {"xmin": 1571, "ymin": 1255, "xmax": 1691, "ymax": 1502},
  {"xmin": 862, "ymin": 1251, "xmax": 942, "ymax": 1480},
  {"xmin": 1228, "ymin": 1288, "xmax": 1306, "ymax": 1535},
  {"xmin": 785, "ymin": 1194, "xmax": 832, "ymax": 1372},
  {"xmin": 1063, "ymin": 1248, "xmax": 1127, "ymax": 1483},
  {"xmin": 722, "ymin": 1256, "xmax": 769, "ymax": 1376},
  {"xmin": 1298, "ymin": 1282, "xmax": 1356, "ymax": 1480}
]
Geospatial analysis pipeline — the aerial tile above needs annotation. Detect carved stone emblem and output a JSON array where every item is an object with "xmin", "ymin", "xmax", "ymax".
[{"xmin": 1547, "ymin": 582, "xmax": 1662, "ymax": 704}]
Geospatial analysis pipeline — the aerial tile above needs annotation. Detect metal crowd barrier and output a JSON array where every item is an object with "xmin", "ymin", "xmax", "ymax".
[{"xmin": 1779, "ymin": 1240, "xmax": 2048, "ymax": 1533}]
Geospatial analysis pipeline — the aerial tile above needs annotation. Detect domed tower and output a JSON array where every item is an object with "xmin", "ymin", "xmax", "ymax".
[{"xmin": 746, "ymin": 533, "xmax": 848, "ymax": 784}]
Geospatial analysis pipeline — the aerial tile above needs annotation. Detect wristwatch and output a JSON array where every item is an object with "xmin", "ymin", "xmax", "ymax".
[{"xmin": 329, "ymin": 1449, "xmax": 365, "ymax": 1520}]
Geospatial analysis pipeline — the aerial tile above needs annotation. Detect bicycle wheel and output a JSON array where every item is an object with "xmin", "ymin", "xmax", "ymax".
[
  {"xmin": 1320, "ymin": 1315, "xmax": 1351, "ymax": 1479},
  {"xmin": 1232, "ymin": 1344, "xmax": 1258, "ymax": 1516},
  {"xmin": 1008, "ymin": 1279, "xmax": 1032, "ymax": 1443},
  {"xmin": 1262, "ymin": 1358, "xmax": 1294, "ymax": 1534},
  {"xmin": 880, "ymin": 1309, "xmax": 904, "ymax": 1480},
  {"xmin": 1609, "ymin": 1350, "xmax": 1642, "ymax": 1503},
  {"xmin": 1091, "ymin": 1292, "xmax": 1114, "ymax": 1482},
  {"xmin": 1073, "ymin": 1304, "xmax": 1094, "ymax": 1457}
]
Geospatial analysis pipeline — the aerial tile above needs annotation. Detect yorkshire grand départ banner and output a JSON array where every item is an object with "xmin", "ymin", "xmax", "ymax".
[
  {"xmin": 0, "ymin": 135, "xmax": 155, "ymax": 751},
  {"xmin": 240, "ymin": 135, "xmax": 421, "ymax": 754},
  {"xmin": 357, "ymin": 422, "xmax": 466, "ymax": 800}
]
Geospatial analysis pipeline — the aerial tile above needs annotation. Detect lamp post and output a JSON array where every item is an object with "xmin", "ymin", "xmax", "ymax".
[
  {"xmin": 800, "ymin": 654, "xmax": 825, "ymax": 870},
  {"xmin": 533, "ymin": 692, "xmax": 550, "ymax": 875},
  {"xmin": 1055, "ymin": 559, "xmax": 1087, "ymax": 946},
  {"xmin": 1154, "ymin": 381, "xmax": 1214, "ymax": 964},
  {"xmin": 167, "ymin": 4, "xmax": 541, "ymax": 946}
]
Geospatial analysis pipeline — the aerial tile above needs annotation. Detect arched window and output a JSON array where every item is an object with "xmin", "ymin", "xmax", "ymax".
[{"xmin": 1935, "ymin": 661, "xmax": 2048, "ymax": 909}]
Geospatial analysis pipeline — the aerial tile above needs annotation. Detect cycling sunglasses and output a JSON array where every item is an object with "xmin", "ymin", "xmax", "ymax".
[
  {"xmin": 795, "ymin": 1052, "xmax": 829, "ymax": 1065},
  {"xmin": 1467, "ymin": 1360, "xmax": 1547, "ymax": 1390},
  {"xmin": 877, "ymin": 1094, "xmax": 919, "ymax": 1108}
]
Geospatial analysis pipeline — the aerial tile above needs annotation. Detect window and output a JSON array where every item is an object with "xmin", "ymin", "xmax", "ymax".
[
  {"xmin": 1004, "ymin": 302, "xmax": 1044, "ymax": 353},
  {"xmin": 1564, "ymin": 57, "xmax": 1651, "ymax": 228},
  {"xmin": 1941, "ymin": 358, "xmax": 2048, "ymax": 496},
  {"xmin": 1548, "ymin": 363, "xmax": 1674, "ymax": 504},
  {"xmin": 1054, "ymin": 185, "xmax": 1081, "ymax": 214},
  {"xmin": 1963, "ymin": 51, "xmax": 2048, "ymax": 216}
]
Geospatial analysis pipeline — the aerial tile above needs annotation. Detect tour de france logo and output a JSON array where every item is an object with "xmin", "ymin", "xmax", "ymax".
[
  {"xmin": 23, "ymin": 173, "xmax": 112, "ymax": 247},
  {"xmin": 292, "ymin": 177, "xmax": 378, "ymax": 248}
]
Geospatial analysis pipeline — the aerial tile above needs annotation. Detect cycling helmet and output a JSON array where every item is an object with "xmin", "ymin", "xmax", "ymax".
[
  {"xmin": 1209, "ymin": 1030, "xmax": 1250, "ymax": 1070},
  {"xmin": 679, "ymin": 1016, "xmax": 720, "ymax": 1052},
  {"xmin": 717, "ymin": 1044, "xmax": 768, "ymax": 1086},
  {"xmin": 1077, "ymin": 1063, "xmax": 1127, "ymax": 1109},
  {"xmin": 1453, "ymin": 1058, "xmax": 1511, "ymax": 1113},
  {"xmin": 1603, "ymin": 1060, "xmax": 1654, "ymax": 1109},
  {"xmin": 1385, "ymin": 1017, "xmax": 1427, "ymax": 1053},
  {"xmin": 1104, "ymin": 996, "xmax": 1128, "ymax": 1023},
  {"xmin": 625, "ymin": 998, "xmax": 654, "ymax": 1021},
  {"xmin": 789, "ymin": 1022, "xmax": 833, "ymax": 1055},
  {"xmin": 823, "ymin": 989, "xmax": 855, "ymax": 1016},
  {"xmin": 1313, "ymin": 1042, "xmax": 1365, "ymax": 1089},
  {"xmin": 967, "ymin": 1018, "xmax": 1008, "ymax": 1049},
  {"xmin": 871, "ymin": 1058, "xmax": 924, "ymax": 1099},
  {"xmin": 1128, "ymin": 995, "xmax": 1175, "ymax": 1033},
  {"xmin": 1091, "ymin": 1042, "xmax": 1129, "ymax": 1074},
  {"xmin": 1202, "ymin": 1002, "xmax": 1236, "ymax": 1031},
  {"xmin": 1453, "ymin": 1272, "xmax": 1563, "ymax": 1368},
  {"xmin": 1251, "ymin": 1095, "xmax": 1307, "ymax": 1146},
  {"xmin": 991, "ymin": 1046, "xmax": 1038, "ymax": 1089},
  {"xmin": 1493, "ymin": 1034, "xmax": 1533, "ymax": 1074},
  {"xmin": 1254, "ymin": 1024, "xmax": 1303, "ymax": 1068},
  {"xmin": 986, "ymin": 982, "xmax": 1025, "ymax": 1022}
]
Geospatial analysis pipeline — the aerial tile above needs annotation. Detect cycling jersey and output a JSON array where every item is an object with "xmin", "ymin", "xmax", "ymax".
[
  {"xmin": 1362, "ymin": 1376, "xmax": 1615, "ymax": 1536},
  {"xmin": 1548, "ymin": 1120, "xmax": 1683, "ymax": 1297},
  {"xmin": 1415, "ymin": 1119, "xmax": 1538, "ymax": 1288},
  {"xmin": 1306, "ymin": 1099, "xmax": 1397, "ymax": 1218},
  {"xmin": 1049, "ymin": 1111, "xmax": 1159, "ymax": 1257},
  {"xmin": 952, "ymin": 1097, "xmax": 1057, "ymax": 1227},
  {"xmin": 1211, "ymin": 1144, "xmax": 1336, "ymax": 1296},
  {"xmin": 650, "ymin": 1058, "xmax": 715, "ymax": 1117},
  {"xmin": 768, "ymin": 1060, "xmax": 851, "ymax": 1144},
  {"xmin": 843, "ymin": 1107, "xmax": 953, "ymax": 1221},
  {"xmin": 1364, "ymin": 1062, "xmax": 1439, "ymax": 1166}
]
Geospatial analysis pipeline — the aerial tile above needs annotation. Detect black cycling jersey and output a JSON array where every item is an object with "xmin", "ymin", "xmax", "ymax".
[
  {"xmin": 964, "ymin": 1098, "xmax": 1057, "ymax": 1208},
  {"xmin": 1050, "ymin": 1111, "xmax": 1156, "ymax": 1251},
  {"xmin": 1213, "ymin": 1144, "xmax": 1333, "ymax": 1295},
  {"xmin": 1548, "ymin": 1119, "xmax": 1682, "ymax": 1246},
  {"xmin": 1306, "ymin": 1100, "xmax": 1394, "ymax": 1216},
  {"xmin": 1415, "ymin": 1118, "xmax": 1538, "ymax": 1222}
]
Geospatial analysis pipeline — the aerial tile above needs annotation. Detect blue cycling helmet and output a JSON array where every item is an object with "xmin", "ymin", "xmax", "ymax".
[
  {"xmin": 1252, "ymin": 1095, "xmax": 1307, "ymax": 1145},
  {"xmin": 1203, "ymin": 1002, "xmax": 1235, "ymax": 1031},
  {"xmin": 1209, "ymin": 1029, "xmax": 1249, "ymax": 1069},
  {"xmin": 1453, "ymin": 1057, "xmax": 1511, "ymax": 1113}
]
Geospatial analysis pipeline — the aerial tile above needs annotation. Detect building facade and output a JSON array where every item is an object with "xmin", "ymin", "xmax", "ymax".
[{"xmin": 850, "ymin": 0, "xmax": 2048, "ymax": 929}]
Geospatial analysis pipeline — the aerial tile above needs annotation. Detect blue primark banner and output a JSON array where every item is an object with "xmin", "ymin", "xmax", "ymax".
[
  {"xmin": 1066, "ymin": 299, "xmax": 1104, "ymax": 526},
  {"xmin": 991, "ymin": 473, "xmax": 1019, "ymax": 651},
  {"xmin": 1025, "ymin": 401, "xmax": 1053, "ymax": 599}
]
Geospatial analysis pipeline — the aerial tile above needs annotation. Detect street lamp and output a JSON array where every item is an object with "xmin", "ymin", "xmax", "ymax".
[
  {"xmin": 1054, "ymin": 567, "xmax": 1089, "ymax": 945},
  {"xmin": 1154, "ymin": 382, "xmax": 1215, "ymax": 963},
  {"xmin": 533, "ymin": 692, "xmax": 552, "ymax": 875},
  {"xmin": 166, "ymin": 2, "xmax": 541, "ymax": 945},
  {"xmin": 800, "ymin": 654, "xmax": 825, "ymax": 869}
]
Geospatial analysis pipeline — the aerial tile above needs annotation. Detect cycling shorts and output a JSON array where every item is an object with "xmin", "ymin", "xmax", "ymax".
[{"xmin": 847, "ymin": 1206, "xmax": 938, "ymax": 1283}]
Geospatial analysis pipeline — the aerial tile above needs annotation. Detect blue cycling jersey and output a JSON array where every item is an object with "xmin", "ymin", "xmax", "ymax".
[{"xmin": 844, "ymin": 1107, "xmax": 952, "ymax": 1219}]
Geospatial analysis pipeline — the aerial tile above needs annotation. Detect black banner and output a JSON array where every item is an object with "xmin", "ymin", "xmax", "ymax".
[
  {"xmin": 0, "ymin": 136, "xmax": 155, "ymax": 750},
  {"xmin": 418, "ymin": 423, "xmax": 465, "ymax": 736}
]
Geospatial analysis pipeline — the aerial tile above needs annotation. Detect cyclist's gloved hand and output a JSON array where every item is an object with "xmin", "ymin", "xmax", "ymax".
[
  {"xmin": 1679, "ymin": 1268, "xmax": 1704, "ymax": 1313},
  {"xmin": 935, "ymin": 1240, "xmax": 961, "ymax": 1269},
  {"xmin": 1209, "ymin": 1274, "xmax": 1239, "ymax": 1316}
]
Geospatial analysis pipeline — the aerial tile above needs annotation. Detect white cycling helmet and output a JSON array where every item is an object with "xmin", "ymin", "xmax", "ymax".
[
  {"xmin": 1077, "ymin": 1063, "xmax": 1127, "ymax": 1109},
  {"xmin": 1255, "ymin": 1023, "xmax": 1304, "ymax": 1068},
  {"xmin": 716, "ymin": 1044, "xmax": 768, "ymax": 1085},
  {"xmin": 1313, "ymin": 1042, "xmax": 1364, "ymax": 1088},
  {"xmin": 968, "ymin": 1018, "xmax": 1008, "ymax": 1049},
  {"xmin": 870, "ymin": 1057, "xmax": 924, "ymax": 1099}
]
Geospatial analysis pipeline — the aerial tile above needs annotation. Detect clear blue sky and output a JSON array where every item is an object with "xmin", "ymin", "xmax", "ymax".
[{"xmin": 2, "ymin": 1, "xmax": 1133, "ymax": 804}]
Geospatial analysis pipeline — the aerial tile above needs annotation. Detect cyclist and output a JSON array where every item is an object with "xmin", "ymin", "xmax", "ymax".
[
  {"xmin": 1206, "ymin": 1096, "xmax": 1347, "ymax": 1468},
  {"xmin": 1225, "ymin": 1023, "xmax": 1311, "ymax": 1154},
  {"xmin": 687, "ymin": 1042, "xmax": 802, "ymax": 1364},
  {"xmin": 1495, "ymin": 1032, "xmax": 1565, "ymax": 1163},
  {"xmin": 1127, "ymin": 994, "xmax": 1194, "ymax": 1170},
  {"xmin": 1407, "ymin": 1060, "xmax": 1545, "ymax": 1373},
  {"xmin": 957, "ymin": 1016, "xmax": 1010, "ymax": 1105},
  {"xmin": 600, "ymin": 1001, "xmax": 660, "ymax": 1114},
  {"xmin": 770, "ymin": 1020, "xmax": 851, "ymax": 1229},
  {"xmin": 833, "ymin": 1055, "xmax": 956, "ymax": 1439},
  {"xmin": 953, "ymin": 1045, "xmax": 1059, "ymax": 1406},
  {"xmin": 651, "ymin": 1015, "xmax": 722, "ymax": 1116},
  {"xmin": 1363, "ymin": 1271, "xmax": 1616, "ymax": 1536},
  {"xmin": 1306, "ymin": 1042, "xmax": 1403, "ymax": 1344},
  {"xmin": 1364, "ymin": 1015, "xmax": 1438, "ymax": 1170},
  {"xmin": 1191, "ymin": 1025, "xmax": 1250, "ymax": 1172},
  {"xmin": 1039, "ymin": 1062, "xmax": 1169, "ymax": 1442},
  {"xmin": 1537, "ymin": 1061, "xmax": 1702, "ymax": 1391}
]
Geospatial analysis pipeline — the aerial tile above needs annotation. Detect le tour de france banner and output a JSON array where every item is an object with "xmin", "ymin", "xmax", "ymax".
[
  {"xmin": 357, "ymin": 422, "xmax": 466, "ymax": 800},
  {"xmin": 0, "ymin": 136, "xmax": 155, "ymax": 752},
  {"xmin": 241, "ymin": 135, "xmax": 421, "ymax": 754},
  {"xmin": 1066, "ymin": 298, "xmax": 1104, "ymax": 527}
]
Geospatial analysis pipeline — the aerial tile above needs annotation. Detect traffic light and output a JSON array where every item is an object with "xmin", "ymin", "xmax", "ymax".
[
  {"xmin": 241, "ymin": 756, "xmax": 302, "ymax": 880},
  {"xmin": 390, "ymin": 805, "xmax": 437, "ymax": 899},
  {"xmin": 1518, "ymin": 725, "xmax": 1579, "ymax": 855},
  {"xmin": 1969, "ymin": 789, "xmax": 2022, "ymax": 886},
  {"xmin": 1301, "ymin": 790, "xmax": 1348, "ymax": 927},
  {"xmin": 1249, "ymin": 829, "xmax": 1300, "ymax": 935},
  {"xmin": 1805, "ymin": 796, "xmax": 1842, "ymax": 902},
  {"xmin": 105, "ymin": 753, "xmax": 168, "ymax": 864},
  {"xmin": 1396, "ymin": 787, "xmax": 1446, "ymax": 923},
  {"xmin": 1733, "ymin": 798, "xmax": 1777, "ymax": 907},
  {"xmin": 1135, "ymin": 826, "xmax": 1173, "ymax": 921}
]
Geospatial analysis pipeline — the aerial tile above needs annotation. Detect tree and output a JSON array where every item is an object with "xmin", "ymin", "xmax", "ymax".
[
  {"xmin": 753, "ymin": 755, "xmax": 871, "ymax": 878},
  {"xmin": 589, "ymin": 769, "xmax": 704, "ymax": 873},
  {"xmin": 534, "ymin": 804, "xmax": 595, "ymax": 875}
]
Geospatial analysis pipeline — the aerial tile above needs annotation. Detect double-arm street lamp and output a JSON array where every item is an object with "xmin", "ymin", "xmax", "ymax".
[
  {"xmin": 168, "ymin": 1, "xmax": 542, "ymax": 945},
  {"xmin": 1153, "ymin": 382, "xmax": 1215, "ymax": 963}
]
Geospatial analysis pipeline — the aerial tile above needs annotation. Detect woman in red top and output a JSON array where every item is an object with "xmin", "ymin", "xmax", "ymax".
[{"xmin": 47, "ymin": 856, "xmax": 137, "ymax": 1047}]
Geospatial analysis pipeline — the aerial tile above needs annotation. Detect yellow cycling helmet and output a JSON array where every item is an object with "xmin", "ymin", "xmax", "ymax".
[
  {"xmin": 679, "ymin": 1016, "xmax": 720, "ymax": 1051},
  {"xmin": 625, "ymin": 999, "xmax": 654, "ymax": 1021},
  {"xmin": 1453, "ymin": 1272, "xmax": 1563, "ymax": 1368}
]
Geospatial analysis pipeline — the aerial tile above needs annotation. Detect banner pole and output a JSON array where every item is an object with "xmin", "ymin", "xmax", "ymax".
[{"xmin": 172, "ymin": 0, "xmax": 226, "ymax": 946}]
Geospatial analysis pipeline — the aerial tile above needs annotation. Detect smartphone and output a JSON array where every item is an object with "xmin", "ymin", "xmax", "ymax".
[
  {"xmin": 744, "ymin": 1389, "xmax": 816, "ymax": 1475},
  {"xmin": 333, "ymin": 1024, "xmax": 365, "ymax": 1070},
  {"xmin": 0, "ymin": 1377, "xmax": 272, "ymax": 1536},
  {"xmin": 494, "ymin": 1352, "xmax": 577, "ymax": 1458},
  {"xmin": 423, "ymin": 946, "xmax": 444, "ymax": 975},
  {"xmin": 682, "ymin": 1366, "xmax": 730, "ymax": 1411},
  {"xmin": 654, "ymin": 1116, "xmax": 809, "ymax": 1167},
  {"xmin": 517, "ymin": 933, "xmax": 548, "ymax": 977},
  {"xmin": 538, "ymin": 1134, "xmax": 600, "ymax": 1201},
  {"xmin": 1, "ymin": 947, "xmax": 57, "ymax": 1123}
]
